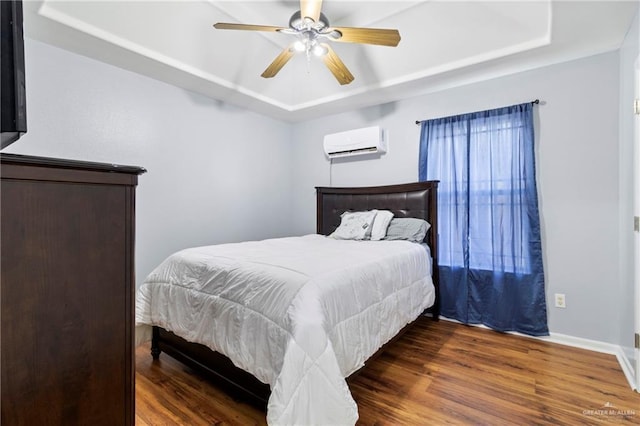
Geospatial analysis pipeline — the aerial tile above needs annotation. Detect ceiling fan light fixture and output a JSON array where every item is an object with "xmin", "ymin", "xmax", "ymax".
[
  {"xmin": 312, "ymin": 43, "xmax": 328, "ymax": 57},
  {"xmin": 293, "ymin": 40, "xmax": 307, "ymax": 52}
]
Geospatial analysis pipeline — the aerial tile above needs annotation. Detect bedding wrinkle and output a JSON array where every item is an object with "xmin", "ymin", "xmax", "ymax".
[{"xmin": 135, "ymin": 235, "xmax": 435, "ymax": 426}]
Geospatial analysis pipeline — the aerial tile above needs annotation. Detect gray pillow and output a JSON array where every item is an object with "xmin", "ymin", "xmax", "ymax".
[{"xmin": 383, "ymin": 218, "xmax": 431, "ymax": 242}]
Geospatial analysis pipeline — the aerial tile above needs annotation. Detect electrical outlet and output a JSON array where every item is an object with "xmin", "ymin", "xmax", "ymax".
[{"xmin": 554, "ymin": 293, "xmax": 566, "ymax": 308}]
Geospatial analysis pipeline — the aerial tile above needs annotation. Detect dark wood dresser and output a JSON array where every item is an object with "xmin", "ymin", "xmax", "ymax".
[{"xmin": 0, "ymin": 153, "xmax": 145, "ymax": 425}]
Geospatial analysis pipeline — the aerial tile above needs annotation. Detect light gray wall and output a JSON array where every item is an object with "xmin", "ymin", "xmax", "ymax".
[
  {"xmin": 290, "ymin": 52, "xmax": 624, "ymax": 345},
  {"xmin": 618, "ymin": 9, "xmax": 639, "ymax": 363},
  {"xmin": 5, "ymin": 36, "xmax": 632, "ymax": 347},
  {"xmin": 4, "ymin": 38, "xmax": 293, "ymax": 287}
]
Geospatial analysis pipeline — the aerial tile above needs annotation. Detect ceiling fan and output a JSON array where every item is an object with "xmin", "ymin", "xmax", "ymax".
[{"xmin": 213, "ymin": 0, "xmax": 401, "ymax": 85}]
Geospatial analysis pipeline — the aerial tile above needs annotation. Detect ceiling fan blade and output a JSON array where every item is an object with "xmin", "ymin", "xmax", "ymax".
[
  {"xmin": 261, "ymin": 44, "xmax": 296, "ymax": 79},
  {"xmin": 320, "ymin": 44, "xmax": 354, "ymax": 85},
  {"xmin": 213, "ymin": 23, "xmax": 286, "ymax": 32},
  {"xmin": 330, "ymin": 27, "xmax": 401, "ymax": 47},
  {"xmin": 300, "ymin": 0, "xmax": 322, "ymax": 22}
]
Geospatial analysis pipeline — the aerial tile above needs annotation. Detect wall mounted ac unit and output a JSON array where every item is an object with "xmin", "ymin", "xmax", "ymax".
[{"xmin": 323, "ymin": 126, "xmax": 387, "ymax": 159}]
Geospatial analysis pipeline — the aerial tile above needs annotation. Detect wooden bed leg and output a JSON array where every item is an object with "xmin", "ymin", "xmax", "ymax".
[
  {"xmin": 424, "ymin": 296, "xmax": 440, "ymax": 321},
  {"xmin": 151, "ymin": 326, "xmax": 161, "ymax": 360},
  {"xmin": 151, "ymin": 345, "xmax": 161, "ymax": 360},
  {"xmin": 431, "ymin": 296, "xmax": 440, "ymax": 321},
  {"xmin": 432, "ymin": 267, "xmax": 440, "ymax": 321}
]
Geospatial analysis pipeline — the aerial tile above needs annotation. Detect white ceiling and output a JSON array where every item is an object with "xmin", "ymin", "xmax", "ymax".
[{"xmin": 23, "ymin": 1, "xmax": 638, "ymax": 122}]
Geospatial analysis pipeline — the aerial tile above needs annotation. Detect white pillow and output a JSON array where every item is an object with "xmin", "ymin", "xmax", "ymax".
[
  {"xmin": 330, "ymin": 210, "xmax": 378, "ymax": 240},
  {"xmin": 370, "ymin": 210, "xmax": 394, "ymax": 241}
]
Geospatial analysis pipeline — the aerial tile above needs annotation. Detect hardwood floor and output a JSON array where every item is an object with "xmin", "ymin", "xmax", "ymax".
[{"xmin": 136, "ymin": 318, "xmax": 639, "ymax": 425}]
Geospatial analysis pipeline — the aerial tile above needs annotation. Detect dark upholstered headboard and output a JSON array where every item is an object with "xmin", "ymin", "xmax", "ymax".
[
  {"xmin": 315, "ymin": 181, "xmax": 440, "ymax": 317},
  {"xmin": 316, "ymin": 181, "xmax": 438, "ymax": 251}
]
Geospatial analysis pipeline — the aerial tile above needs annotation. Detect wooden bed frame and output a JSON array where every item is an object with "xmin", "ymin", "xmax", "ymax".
[{"xmin": 150, "ymin": 181, "xmax": 439, "ymax": 409}]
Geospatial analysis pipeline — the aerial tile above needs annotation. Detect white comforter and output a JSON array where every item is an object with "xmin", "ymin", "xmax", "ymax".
[{"xmin": 135, "ymin": 234, "xmax": 435, "ymax": 425}]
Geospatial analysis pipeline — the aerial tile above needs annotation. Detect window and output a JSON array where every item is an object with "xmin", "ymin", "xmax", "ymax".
[{"xmin": 418, "ymin": 102, "xmax": 548, "ymax": 336}]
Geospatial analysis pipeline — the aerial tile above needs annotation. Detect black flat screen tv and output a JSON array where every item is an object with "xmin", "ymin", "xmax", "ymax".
[{"xmin": 1, "ymin": 0, "xmax": 27, "ymax": 149}]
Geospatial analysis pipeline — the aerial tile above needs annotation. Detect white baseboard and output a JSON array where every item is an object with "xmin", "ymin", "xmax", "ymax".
[
  {"xmin": 440, "ymin": 317, "xmax": 637, "ymax": 391},
  {"xmin": 542, "ymin": 332, "xmax": 636, "ymax": 391}
]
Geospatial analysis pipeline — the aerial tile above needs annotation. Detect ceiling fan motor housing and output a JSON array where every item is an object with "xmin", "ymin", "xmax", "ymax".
[{"xmin": 289, "ymin": 10, "xmax": 330, "ymax": 31}]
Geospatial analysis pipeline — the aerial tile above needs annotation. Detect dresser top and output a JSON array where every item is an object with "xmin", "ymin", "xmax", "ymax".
[{"xmin": 0, "ymin": 153, "xmax": 146, "ymax": 175}]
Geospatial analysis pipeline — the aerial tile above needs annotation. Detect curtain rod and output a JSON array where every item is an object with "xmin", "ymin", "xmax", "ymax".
[{"xmin": 415, "ymin": 99, "xmax": 540, "ymax": 125}]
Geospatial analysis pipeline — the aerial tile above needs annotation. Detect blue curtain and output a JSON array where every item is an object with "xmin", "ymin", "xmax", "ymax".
[{"xmin": 419, "ymin": 102, "xmax": 548, "ymax": 336}]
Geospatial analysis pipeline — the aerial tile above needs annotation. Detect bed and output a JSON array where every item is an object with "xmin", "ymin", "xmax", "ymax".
[{"xmin": 135, "ymin": 181, "xmax": 439, "ymax": 425}]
